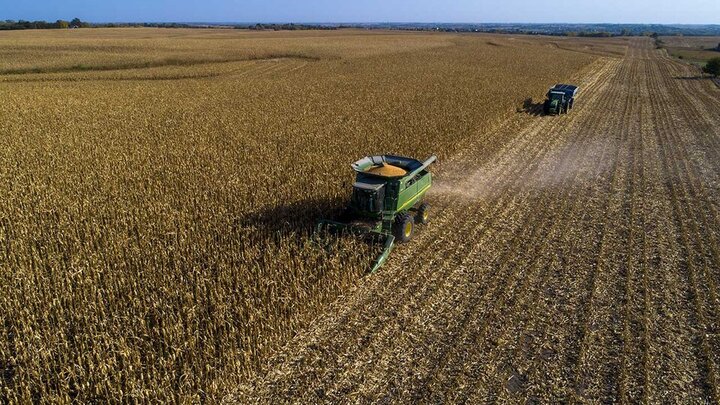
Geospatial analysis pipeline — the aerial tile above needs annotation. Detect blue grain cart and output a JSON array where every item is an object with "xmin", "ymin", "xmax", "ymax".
[{"xmin": 543, "ymin": 84, "xmax": 578, "ymax": 115}]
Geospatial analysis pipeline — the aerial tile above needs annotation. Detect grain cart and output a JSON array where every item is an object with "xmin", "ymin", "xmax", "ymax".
[
  {"xmin": 543, "ymin": 84, "xmax": 579, "ymax": 115},
  {"xmin": 316, "ymin": 154, "xmax": 436, "ymax": 272}
]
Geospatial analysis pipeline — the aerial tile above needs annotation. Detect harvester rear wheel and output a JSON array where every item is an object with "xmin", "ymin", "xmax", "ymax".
[
  {"xmin": 416, "ymin": 203, "xmax": 430, "ymax": 224},
  {"xmin": 393, "ymin": 213, "xmax": 414, "ymax": 243}
]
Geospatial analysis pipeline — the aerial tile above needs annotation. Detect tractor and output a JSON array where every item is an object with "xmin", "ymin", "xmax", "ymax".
[
  {"xmin": 543, "ymin": 84, "xmax": 579, "ymax": 115},
  {"xmin": 316, "ymin": 154, "xmax": 436, "ymax": 272}
]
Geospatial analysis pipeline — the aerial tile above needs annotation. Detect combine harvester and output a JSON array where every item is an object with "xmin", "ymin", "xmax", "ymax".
[
  {"xmin": 543, "ymin": 83, "xmax": 579, "ymax": 115},
  {"xmin": 316, "ymin": 155, "xmax": 436, "ymax": 272}
]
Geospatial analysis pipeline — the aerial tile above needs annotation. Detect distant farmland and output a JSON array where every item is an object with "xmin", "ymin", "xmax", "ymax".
[{"xmin": 658, "ymin": 35, "xmax": 720, "ymax": 65}]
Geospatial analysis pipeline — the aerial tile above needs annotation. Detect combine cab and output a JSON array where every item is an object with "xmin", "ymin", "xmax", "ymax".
[
  {"xmin": 544, "ymin": 84, "xmax": 578, "ymax": 115},
  {"xmin": 316, "ymin": 154, "xmax": 436, "ymax": 272}
]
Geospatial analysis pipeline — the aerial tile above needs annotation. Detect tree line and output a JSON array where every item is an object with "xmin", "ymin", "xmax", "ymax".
[
  {"xmin": 238, "ymin": 23, "xmax": 338, "ymax": 31},
  {"xmin": 0, "ymin": 20, "xmax": 341, "ymax": 31},
  {"xmin": 0, "ymin": 18, "xmax": 90, "ymax": 30},
  {"xmin": 0, "ymin": 19, "xmax": 203, "ymax": 30},
  {"xmin": 704, "ymin": 58, "xmax": 720, "ymax": 77}
]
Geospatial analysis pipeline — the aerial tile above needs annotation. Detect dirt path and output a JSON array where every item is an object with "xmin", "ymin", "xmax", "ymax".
[{"xmin": 232, "ymin": 37, "xmax": 720, "ymax": 403}]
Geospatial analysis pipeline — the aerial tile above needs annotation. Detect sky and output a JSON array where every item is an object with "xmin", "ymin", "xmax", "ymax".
[{"xmin": 2, "ymin": 0, "xmax": 719, "ymax": 24}]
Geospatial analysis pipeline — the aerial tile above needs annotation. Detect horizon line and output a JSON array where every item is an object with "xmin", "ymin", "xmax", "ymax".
[{"xmin": 3, "ymin": 19, "xmax": 720, "ymax": 26}]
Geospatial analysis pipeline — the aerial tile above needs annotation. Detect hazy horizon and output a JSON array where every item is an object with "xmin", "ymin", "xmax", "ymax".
[
  {"xmin": 6, "ymin": 21, "xmax": 718, "ymax": 26},
  {"xmin": 3, "ymin": 0, "xmax": 719, "ymax": 25}
]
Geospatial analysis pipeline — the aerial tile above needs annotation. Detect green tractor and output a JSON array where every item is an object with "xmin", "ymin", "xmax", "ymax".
[
  {"xmin": 316, "ymin": 154, "xmax": 436, "ymax": 272},
  {"xmin": 543, "ymin": 84, "xmax": 579, "ymax": 115}
]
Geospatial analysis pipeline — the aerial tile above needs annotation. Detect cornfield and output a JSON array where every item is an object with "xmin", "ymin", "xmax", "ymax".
[{"xmin": 1, "ymin": 28, "xmax": 613, "ymax": 402}]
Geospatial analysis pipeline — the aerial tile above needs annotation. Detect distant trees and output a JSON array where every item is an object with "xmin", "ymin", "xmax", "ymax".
[
  {"xmin": 561, "ymin": 31, "xmax": 613, "ymax": 38},
  {"xmin": 703, "ymin": 57, "xmax": 720, "ymax": 77},
  {"xmin": 70, "ymin": 18, "xmax": 89, "ymax": 28},
  {"xmin": 0, "ymin": 18, "xmax": 86, "ymax": 30},
  {"xmin": 0, "ymin": 20, "xmax": 53, "ymax": 30},
  {"xmin": 564, "ymin": 30, "xmax": 627, "ymax": 38},
  {"xmin": 241, "ymin": 23, "xmax": 338, "ymax": 31}
]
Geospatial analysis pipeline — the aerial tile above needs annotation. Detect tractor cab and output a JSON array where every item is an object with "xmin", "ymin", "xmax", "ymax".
[
  {"xmin": 548, "ymin": 91, "xmax": 565, "ymax": 103},
  {"xmin": 544, "ymin": 84, "xmax": 579, "ymax": 115}
]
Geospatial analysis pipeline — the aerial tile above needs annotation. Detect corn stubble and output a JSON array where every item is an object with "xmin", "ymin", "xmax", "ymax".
[{"xmin": 0, "ymin": 28, "xmax": 598, "ymax": 402}]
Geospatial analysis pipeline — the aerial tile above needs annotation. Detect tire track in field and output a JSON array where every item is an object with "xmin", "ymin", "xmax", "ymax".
[
  {"xmin": 656, "ymin": 55, "xmax": 720, "ymax": 303},
  {"xmin": 570, "ymin": 38, "xmax": 720, "ymax": 402},
  {"xmin": 654, "ymin": 57, "xmax": 720, "ymax": 233}
]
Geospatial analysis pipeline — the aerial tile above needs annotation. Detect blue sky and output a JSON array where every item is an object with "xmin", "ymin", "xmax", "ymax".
[{"xmin": 2, "ymin": 0, "xmax": 719, "ymax": 24}]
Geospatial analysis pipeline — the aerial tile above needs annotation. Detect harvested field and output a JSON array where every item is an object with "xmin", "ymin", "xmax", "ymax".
[
  {"xmin": 0, "ymin": 29, "xmax": 602, "ymax": 402},
  {"xmin": 658, "ymin": 35, "xmax": 720, "ymax": 65},
  {"xmin": 235, "ymin": 38, "xmax": 720, "ymax": 403},
  {"xmin": 659, "ymin": 35, "xmax": 720, "ymax": 50}
]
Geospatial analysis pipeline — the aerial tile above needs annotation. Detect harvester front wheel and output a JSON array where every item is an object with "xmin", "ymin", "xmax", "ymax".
[
  {"xmin": 393, "ymin": 213, "xmax": 414, "ymax": 243},
  {"xmin": 416, "ymin": 203, "xmax": 430, "ymax": 225}
]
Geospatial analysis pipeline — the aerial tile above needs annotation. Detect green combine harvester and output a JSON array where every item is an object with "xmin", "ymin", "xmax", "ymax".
[{"xmin": 316, "ymin": 154, "xmax": 436, "ymax": 272}]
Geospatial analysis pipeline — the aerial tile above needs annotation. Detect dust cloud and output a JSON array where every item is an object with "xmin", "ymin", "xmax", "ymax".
[{"xmin": 430, "ymin": 136, "xmax": 618, "ymax": 202}]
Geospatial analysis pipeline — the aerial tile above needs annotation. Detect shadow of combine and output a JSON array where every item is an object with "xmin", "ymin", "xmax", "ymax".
[
  {"xmin": 236, "ymin": 196, "xmax": 384, "ymax": 271},
  {"xmin": 674, "ymin": 75, "xmax": 720, "ymax": 88},
  {"xmin": 674, "ymin": 75, "xmax": 707, "ymax": 81},
  {"xmin": 517, "ymin": 98, "xmax": 545, "ymax": 116},
  {"xmin": 237, "ymin": 196, "xmax": 347, "ymax": 237}
]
